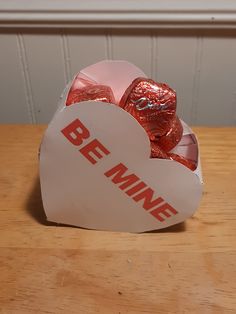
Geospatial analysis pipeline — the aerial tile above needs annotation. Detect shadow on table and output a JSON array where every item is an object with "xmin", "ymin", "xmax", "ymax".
[
  {"xmin": 26, "ymin": 177, "xmax": 87, "ymax": 229},
  {"xmin": 25, "ymin": 176, "xmax": 56, "ymax": 226},
  {"xmin": 26, "ymin": 177, "xmax": 186, "ymax": 232},
  {"xmin": 146, "ymin": 222, "xmax": 186, "ymax": 233}
]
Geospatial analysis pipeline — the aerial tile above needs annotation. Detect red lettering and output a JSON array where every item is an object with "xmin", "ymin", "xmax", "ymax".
[
  {"xmin": 126, "ymin": 181, "xmax": 147, "ymax": 196},
  {"xmin": 150, "ymin": 203, "xmax": 178, "ymax": 222},
  {"xmin": 105, "ymin": 162, "xmax": 178, "ymax": 223},
  {"xmin": 104, "ymin": 163, "xmax": 139, "ymax": 190},
  {"xmin": 80, "ymin": 139, "xmax": 110, "ymax": 164},
  {"xmin": 133, "ymin": 188, "xmax": 164, "ymax": 211},
  {"xmin": 61, "ymin": 119, "xmax": 90, "ymax": 146},
  {"xmin": 61, "ymin": 118, "xmax": 179, "ymax": 224}
]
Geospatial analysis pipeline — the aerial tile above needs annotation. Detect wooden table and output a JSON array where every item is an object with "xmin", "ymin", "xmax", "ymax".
[{"xmin": 0, "ymin": 125, "xmax": 236, "ymax": 314}]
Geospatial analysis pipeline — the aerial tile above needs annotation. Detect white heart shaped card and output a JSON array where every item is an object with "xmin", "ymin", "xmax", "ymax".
[{"xmin": 39, "ymin": 61, "xmax": 203, "ymax": 232}]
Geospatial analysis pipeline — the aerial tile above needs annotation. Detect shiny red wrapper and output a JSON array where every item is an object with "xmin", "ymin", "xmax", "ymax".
[
  {"xmin": 156, "ymin": 115, "xmax": 183, "ymax": 152},
  {"xmin": 150, "ymin": 142, "xmax": 196, "ymax": 171},
  {"xmin": 150, "ymin": 141, "xmax": 169, "ymax": 159},
  {"xmin": 120, "ymin": 77, "xmax": 177, "ymax": 140},
  {"xmin": 66, "ymin": 84, "xmax": 115, "ymax": 106},
  {"xmin": 120, "ymin": 77, "xmax": 192, "ymax": 169}
]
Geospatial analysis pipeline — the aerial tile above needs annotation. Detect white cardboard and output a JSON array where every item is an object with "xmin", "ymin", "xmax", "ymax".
[{"xmin": 40, "ymin": 101, "xmax": 203, "ymax": 232}]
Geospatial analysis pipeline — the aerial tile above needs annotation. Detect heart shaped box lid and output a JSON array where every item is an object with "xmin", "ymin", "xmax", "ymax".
[{"xmin": 40, "ymin": 60, "xmax": 203, "ymax": 232}]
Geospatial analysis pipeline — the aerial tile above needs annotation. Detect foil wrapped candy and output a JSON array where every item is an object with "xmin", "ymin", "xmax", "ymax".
[
  {"xmin": 66, "ymin": 80, "xmax": 115, "ymax": 105},
  {"xmin": 119, "ymin": 78, "xmax": 196, "ymax": 171},
  {"xmin": 66, "ymin": 75, "xmax": 197, "ymax": 171}
]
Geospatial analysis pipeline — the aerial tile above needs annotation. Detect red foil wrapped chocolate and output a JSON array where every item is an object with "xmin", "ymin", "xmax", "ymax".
[
  {"xmin": 156, "ymin": 115, "xmax": 183, "ymax": 152},
  {"xmin": 66, "ymin": 84, "xmax": 115, "ymax": 106},
  {"xmin": 120, "ymin": 77, "xmax": 177, "ymax": 140},
  {"xmin": 150, "ymin": 141, "xmax": 169, "ymax": 159},
  {"xmin": 150, "ymin": 141, "xmax": 197, "ymax": 171},
  {"xmin": 119, "ymin": 77, "xmax": 196, "ymax": 170}
]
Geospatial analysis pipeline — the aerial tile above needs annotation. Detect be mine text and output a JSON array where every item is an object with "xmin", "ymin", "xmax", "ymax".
[{"xmin": 61, "ymin": 118, "xmax": 178, "ymax": 223}]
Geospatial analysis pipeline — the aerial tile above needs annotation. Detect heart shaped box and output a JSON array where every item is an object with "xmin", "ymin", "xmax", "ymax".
[{"xmin": 39, "ymin": 61, "xmax": 203, "ymax": 232}]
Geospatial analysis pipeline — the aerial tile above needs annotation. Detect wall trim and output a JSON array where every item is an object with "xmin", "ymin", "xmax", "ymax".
[{"xmin": 1, "ymin": 0, "xmax": 236, "ymax": 29}]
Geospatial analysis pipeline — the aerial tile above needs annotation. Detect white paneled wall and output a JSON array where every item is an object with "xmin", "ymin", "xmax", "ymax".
[
  {"xmin": 0, "ymin": 33, "xmax": 30, "ymax": 123},
  {"xmin": 196, "ymin": 34, "xmax": 236, "ymax": 125},
  {"xmin": 0, "ymin": 28, "xmax": 236, "ymax": 125}
]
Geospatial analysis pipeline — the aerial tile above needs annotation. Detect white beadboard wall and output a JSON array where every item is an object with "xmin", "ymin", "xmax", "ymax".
[{"xmin": 0, "ymin": 0, "xmax": 236, "ymax": 125}]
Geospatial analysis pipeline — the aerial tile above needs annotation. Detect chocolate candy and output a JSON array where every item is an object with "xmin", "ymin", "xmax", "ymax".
[
  {"xmin": 150, "ymin": 142, "xmax": 196, "ymax": 171},
  {"xmin": 66, "ymin": 84, "xmax": 115, "ymax": 106},
  {"xmin": 150, "ymin": 141, "xmax": 169, "ymax": 159},
  {"xmin": 120, "ymin": 77, "xmax": 195, "ymax": 170},
  {"xmin": 120, "ymin": 77, "xmax": 177, "ymax": 140},
  {"xmin": 156, "ymin": 115, "xmax": 183, "ymax": 152}
]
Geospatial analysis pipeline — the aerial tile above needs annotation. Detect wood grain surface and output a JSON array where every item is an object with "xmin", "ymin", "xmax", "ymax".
[{"xmin": 0, "ymin": 125, "xmax": 236, "ymax": 314}]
